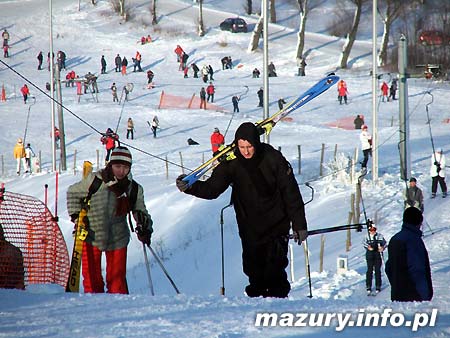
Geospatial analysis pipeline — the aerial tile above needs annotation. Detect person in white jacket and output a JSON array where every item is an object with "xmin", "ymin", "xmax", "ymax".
[
  {"xmin": 430, "ymin": 149, "xmax": 447, "ymax": 198},
  {"xmin": 360, "ymin": 125, "xmax": 372, "ymax": 170}
]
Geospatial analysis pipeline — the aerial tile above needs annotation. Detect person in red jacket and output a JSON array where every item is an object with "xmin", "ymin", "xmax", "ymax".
[
  {"xmin": 206, "ymin": 82, "xmax": 215, "ymax": 103},
  {"xmin": 101, "ymin": 128, "xmax": 119, "ymax": 163},
  {"xmin": 174, "ymin": 45, "xmax": 184, "ymax": 62},
  {"xmin": 20, "ymin": 84, "xmax": 29, "ymax": 104},
  {"xmin": 337, "ymin": 79, "xmax": 348, "ymax": 105},
  {"xmin": 210, "ymin": 127, "xmax": 225, "ymax": 154},
  {"xmin": 381, "ymin": 81, "xmax": 389, "ymax": 102}
]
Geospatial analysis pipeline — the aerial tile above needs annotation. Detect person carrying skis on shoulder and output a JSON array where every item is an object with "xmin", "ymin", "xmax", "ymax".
[
  {"xmin": 364, "ymin": 225, "xmax": 386, "ymax": 295},
  {"xmin": 176, "ymin": 122, "xmax": 308, "ymax": 298},
  {"xmin": 66, "ymin": 147, "xmax": 153, "ymax": 294}
]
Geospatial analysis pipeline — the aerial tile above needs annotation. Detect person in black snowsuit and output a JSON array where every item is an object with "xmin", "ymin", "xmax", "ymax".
[
  {"xmin": 192, "ymin": 63, "xmax": 199, "ymax": 78},
  {"xmin": 232, "ymin": 95, "xmax": 240, "ymax": 113},
  {"xmin": 176, "ymin": 122, "xmax": 308, "ymax": 298},
  {"xmin": 385, "ymin": 207, "xmax": 433, "ymax": 302},
  {"xmin": 114, "ymin": 54, "xmax": 122, "ymax": 72},
  {"xmin": 37, "ymin": 51, "xmax": 43, "ymax": 70},
  {"xmin": 278, "ymin": 98, "xmax": 287, "ymax": 110},
  {"xmin": 354, "ymin": 114, "xmax": 364, "ymax": 129},
  {"xmin": 100, "ymin": 55, "xmax": 107, "ymax": 74},
  {"xmin": 208, "ymin": 65, "xmax": 214, "ymax": 81},
  {"xmin": 363, "ymin": 226, "xmax": 386, "ymax": 295},
  {"xmin": 257, "ymin": 88, "xmax": 263, "ymax": 107},
  {"xmin": 389, "ymin": 79, "xmax": 398, "ymax": 101}
]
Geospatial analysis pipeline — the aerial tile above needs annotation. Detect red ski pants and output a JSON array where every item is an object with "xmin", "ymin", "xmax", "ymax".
[{"xmin": 82, "ymin": 242, "xmax": 128, "ymax": 294}]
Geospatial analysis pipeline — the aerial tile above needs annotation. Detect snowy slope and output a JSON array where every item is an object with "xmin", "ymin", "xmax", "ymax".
[{"xmin": 0, "ymin": 0, "xmax": 449, "ymax": 337}]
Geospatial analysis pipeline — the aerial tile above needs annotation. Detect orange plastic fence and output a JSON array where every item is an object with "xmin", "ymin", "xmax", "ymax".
[
  {"xmin": 0, "ymin": 189, "xmax": 69, "ymax": 288},
  {"xmin": 159, "ymin": 91, "xmax": 226, "ymax": 111}
]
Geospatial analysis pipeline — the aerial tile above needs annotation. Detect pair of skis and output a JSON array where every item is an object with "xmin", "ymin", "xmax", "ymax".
[{"xmin": 182, "ymin": 74, "xmax": 340, "ymax": 186}]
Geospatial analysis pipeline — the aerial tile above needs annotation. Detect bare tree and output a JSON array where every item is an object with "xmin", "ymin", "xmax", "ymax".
[
  {"xmin": 377, "ymin": 0, "xmax": 403, "ymax": 67},
  {"xmin": 295, "ymin": 0, "xmax": 309, "ymax": 60},
  {"xmin": 151, "ymin": 0, "xmax": 157, "ymax": 25},
  {"xmin": 248, "ymin": 15, "xmax": 264, "ymax": 52},
  {"xmin": 270, "ymin": 0, "xmax": 276, "ymax": 23},
  {"xmin": 198, "ymin": 0, "xmax": 205, "ymax": 36},
  {"xmin": 119, "ymin": 0, "xmax": 126, "ymax": 18},
  {"xmin": 246, "ymin": 0, "xmax": 253, "ymax": 15},
  {"xmin": 339, "ymin": 0, "xmax": 366, "ymax": 69}
]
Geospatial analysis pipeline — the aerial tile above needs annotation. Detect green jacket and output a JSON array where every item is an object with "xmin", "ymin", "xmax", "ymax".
[{"xmin": 67, "ymin": 171, "xmax": 152, "ymax": 251}]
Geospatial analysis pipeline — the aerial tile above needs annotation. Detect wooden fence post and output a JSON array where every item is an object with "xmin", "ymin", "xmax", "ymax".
[
  {"xmin": 96, "ymin": 149, "xmax": 100, "ymax": 170},
  {"xmin": 319, "ymin": 235, "xmax": 325, "ymax": 273},
  {"xmin": 73, "ymin": 149, "xmax": 77, "ymax": 175},
  {"xmin": 297, "ymin": 145, "xmax": 301, "ymax": 175},
  {"xmin": 346, "ymin": 211, "xmax": 353, "ymax": 252},
  {"xmin": 319, "ymin": 143, "xmax": 325, "ymax": 176},
  {"xmin": 179, "ymin": 152, "xmax": 184, "ymax": 174},
  {"xmin": 334, "ymin": 144, "xmax": 338, "ymax": 161},
  {"xmin": 165, "ymin": 155, "xmax": 169, "ymax": 179}
]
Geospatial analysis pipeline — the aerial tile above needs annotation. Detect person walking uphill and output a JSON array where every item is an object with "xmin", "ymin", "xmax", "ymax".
[
  {"xmin": 363, "ymin": 226, "xmax": 386, "ymax": 295},
  {"xmin": 430, "ymin": 149, "xmax": 447, "ymax": 198},
  {"xmin": 176, "ymin": 122, "xmax": 308, "ymax": 298},
  {"xmin": 360, "ymin": 125, "xmax": 372, "ymax": 171},
  {"xmin": 13, "ymin": 138, "xmax": 26, "ymax": 175},
  {"xmin": 66, "ymin": 147, "xmax": 153, "ymax": 294},
  {"xmin": 210, "ymin": 127, "xmax": 224, "ymax": 154},
  {"xmin": 385, "ymin": 207, "xmax": 433, "ymax": 302},
  {"xmin": 20, "ymin": 84, "xmax": 30, "ymax": 104}
]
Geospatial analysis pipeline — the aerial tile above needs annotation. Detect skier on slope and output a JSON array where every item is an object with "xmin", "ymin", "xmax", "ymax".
[
  {"xmin": 176, "ymin": 122, "xmax": 308, "ymax": 298},
  {"xmin": 337, "ymin": 79, "xmax": 348, "ymax": 105}
]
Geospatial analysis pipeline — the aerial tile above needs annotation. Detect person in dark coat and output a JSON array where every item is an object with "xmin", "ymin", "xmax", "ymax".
[
  {"xmin": 252, "ymin": 68, "xmax": 260, "ymax": 78},
  {"xmin": 37, "ymin": 51, "xmax": 43, "ymax": 70},
  {"xmin": 353, "ymin": 114, "xmax": 364, "ymax": 129},
  {"xmin": 100, "ymin": 55, "xmax": 107, "ymax": 74},
  {"xmin": 0, "ymin": 224, "xmax": 25, "ymax": 290},
  {"xmin": 208, "ymin": 65, "xmax": 214, "ymax": 81},
  {"xmin": 232, "ymin": 95, "xmax": 240, "ymax": 113},
  {"xmin": 176, "ymin": 122, "xmax": 308, "ymax": 298},
  {"xmin": 114, "ymin": 54, "xmax": 122, "ymax": 72},
  {"xmin": 389, "ymin": 79, "xmax": 398, "ymax": 101},
  {"xmin": 257, "ymin": 87, "xmax": 263, "ymax": 107},
  {"xmin": 268, "ymin": 62, "xmax": 277, "ymax": 77},
  {"xmin": 278, "ymin": 97, "xmax": 287, "ymax": 110},
  {"xmin": 363, "ymin": 226, "xmax": 386, "ymax": 295},
  {"xmin": 199, "ymin": 87, "xmax": 206, "ymax": 109},
  {"xmin": 385, "ymin": 207, "xmax": 433, "ymax": 302},
  {"xmin": 192, "ymin": 63, "xmax": 199, "ymax": 78},
  {"xmin": 404, "ymin": 177, "xmax": 424, "ymax": 212}
]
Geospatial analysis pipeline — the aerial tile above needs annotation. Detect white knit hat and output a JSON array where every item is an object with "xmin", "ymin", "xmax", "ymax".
[{"xmin": 109, "ymin": 146, "xmax": 132, "ymax": 166}]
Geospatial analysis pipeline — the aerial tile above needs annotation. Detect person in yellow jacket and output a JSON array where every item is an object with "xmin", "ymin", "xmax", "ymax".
[{"xmin": 13, "ymin": 138, "xmax": 26, "ymax": 175}]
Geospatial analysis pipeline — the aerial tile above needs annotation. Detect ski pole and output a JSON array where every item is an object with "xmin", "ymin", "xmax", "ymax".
[
  {"xmin": 147, "ymin": 245, "xmax": 180, "ymax": 294},
  {"xmin": 423, "ymin": 217, "xmax": 435, "ymax": 235},
  {"xmin": 219, "ymin": 202, "xmax": 233, "ymax": 296},
  {"xmin": 142, "ymin": 242, "xmax": 155, "ymax": 296}
]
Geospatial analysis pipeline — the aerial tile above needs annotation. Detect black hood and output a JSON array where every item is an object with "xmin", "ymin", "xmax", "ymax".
[
  {"xmin": 234, "ymin": 122, "xmax": 264, "ymax": 166},
  {"xmin": 234, "ymin": 122, "xmax": 262, "ymax": 150}
]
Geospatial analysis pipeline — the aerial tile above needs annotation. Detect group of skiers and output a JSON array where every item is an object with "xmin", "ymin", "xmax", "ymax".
[{"xmin": 380, "ymin": 79, "xmax": 398, "ymax": 102}]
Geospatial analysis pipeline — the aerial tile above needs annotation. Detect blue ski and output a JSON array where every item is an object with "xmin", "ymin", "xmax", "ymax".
[{"xmin": 183, "ymin": 74, "xmax": 339, "ymax": 186}]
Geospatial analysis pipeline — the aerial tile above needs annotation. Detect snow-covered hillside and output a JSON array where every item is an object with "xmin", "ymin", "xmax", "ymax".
[{"xmin": 0, "ymin": 0, "xmax": 449, "ymax": 337}]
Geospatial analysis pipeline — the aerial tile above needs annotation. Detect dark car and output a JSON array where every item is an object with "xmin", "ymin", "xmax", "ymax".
[
  {"xmin": 418, "ymin": 30, "xmax": 448, "ymax": 46},
  {"xmin": 220, "ymin": 18, "xmax": 248, "ymax": 33}
]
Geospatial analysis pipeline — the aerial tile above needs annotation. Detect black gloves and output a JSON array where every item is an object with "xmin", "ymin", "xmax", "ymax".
[
  {"xmin": 176, "ymin": 174, "xmax": 190, "ymax": 192},
  {"xmin": 434, "ymin": 161, "xmax": 439, "ymax": 166},
  {"xmin": 136, "ymin": 225, "xmax": 152, "ymax": 246},
  {"xmin": 292, "ymin": 229, "xmax": 308, "ymax": 245},
  {"xmin": 70, "ymin": 213, "xmax": 79, "ymax": 223}
]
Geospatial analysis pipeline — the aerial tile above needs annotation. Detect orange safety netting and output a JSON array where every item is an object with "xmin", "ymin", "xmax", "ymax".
[
  {"xmin": 0, "ymin": 190, "xmax": 69, "ymax": 288},
  {"xmin": 158, "ymin": 91, "xmax": 226, "ymax": 111}
]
